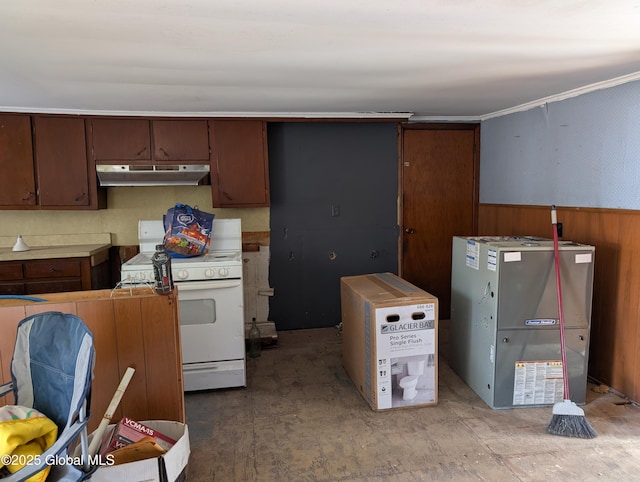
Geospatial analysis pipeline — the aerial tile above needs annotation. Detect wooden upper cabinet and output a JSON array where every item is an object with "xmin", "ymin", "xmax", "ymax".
[
  {"xmin": 209, "ymin": 120, "xmax": 270, "ymax": 207},
  {"xmin": 0, "ymin": 115, "xmax": 37, "ymax": 206},
  {"xmin": 153, "ymin": 120, "xmax": 210, "ymax": 162},
  {"xmin": 90, "ymin": 118, "xmax": 152, "ymax": 161},
  {"xmin": 0, "ymin": 115, "xmax": 103, "ymax": 210},
  {"xmin": 89, "ymin": 118, "xmax": 209, "ymax": 163},
  {"xmin": 34, "ymin": 116, "xmax": 92, "ymax": 207}
]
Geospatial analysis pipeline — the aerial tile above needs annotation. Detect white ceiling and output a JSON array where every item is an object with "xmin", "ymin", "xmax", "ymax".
[{"xmin": 1, "ymin": 1, "xmax": 640, "ymax": 120}]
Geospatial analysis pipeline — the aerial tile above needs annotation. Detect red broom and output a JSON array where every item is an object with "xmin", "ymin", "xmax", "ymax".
[{"xmin": 546, "ymin": 205, "xmax": 597, "ymax": 438}]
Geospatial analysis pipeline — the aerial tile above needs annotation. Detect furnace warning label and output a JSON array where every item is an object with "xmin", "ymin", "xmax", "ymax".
[{"xmin": 513, "ymin": 361, "xmax": 564, "ymax": 405}]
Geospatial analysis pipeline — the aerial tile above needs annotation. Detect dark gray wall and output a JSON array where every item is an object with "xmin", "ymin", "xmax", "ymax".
[{"xmin": 268, "ymin": 122, "xmax": 399, "ymax": 330}]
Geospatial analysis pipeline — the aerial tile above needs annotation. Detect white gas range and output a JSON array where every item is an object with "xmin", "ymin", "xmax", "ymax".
[{"xmin": 121, "ymin": 218, "xmax": 246, "ymax": 391}]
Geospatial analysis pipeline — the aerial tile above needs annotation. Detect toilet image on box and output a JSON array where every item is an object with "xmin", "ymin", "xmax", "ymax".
[
  {"xmin": 399, "ymin": 359, "xmax": 425, "ymax": 400},
  {"xmin": 391, "ymin": 355, "xmax": 433, "ymax": 406}
]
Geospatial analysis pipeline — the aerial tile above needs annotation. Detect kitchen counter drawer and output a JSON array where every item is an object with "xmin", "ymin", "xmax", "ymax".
[
  {"xmin": 0, "ymin": 255, "xmax": 110, "ymax": 296},
  {"xmin": 0, "ymin": 282, "xmax": 25, "ymax": 295},
  {"xmin": 0, "ymin": 262, "xmax": 23, "ymax": 281},
  {"xmin": 24, "ymin": 258, "xmax": 82, "ymax": 279},
  {"xmin": 25, "ymin": 279, "xmax": 83, "ymax": 295}
]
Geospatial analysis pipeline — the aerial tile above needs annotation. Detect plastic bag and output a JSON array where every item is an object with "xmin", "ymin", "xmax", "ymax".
[{"xmin": 163, "ymin": 204, "xmax": 215, "ymax": 257}]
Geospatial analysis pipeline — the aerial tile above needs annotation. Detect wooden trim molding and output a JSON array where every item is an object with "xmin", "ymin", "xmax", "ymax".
[{"xmin": 242, "ymin": 231, "xmax": 270, "ymax": 247}]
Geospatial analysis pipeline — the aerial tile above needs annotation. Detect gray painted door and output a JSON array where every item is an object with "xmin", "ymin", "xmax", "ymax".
[{"xmin": 268, "ymin": 122, "xmax": 400, "ymax": 330}]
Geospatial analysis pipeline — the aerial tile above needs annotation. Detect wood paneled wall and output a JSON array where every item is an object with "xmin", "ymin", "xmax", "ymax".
[{"xmin": 478, "ymin": 204, "xmax": 640, "ymax": 402}]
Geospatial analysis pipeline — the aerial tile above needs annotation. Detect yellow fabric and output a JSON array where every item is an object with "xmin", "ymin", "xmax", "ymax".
[{"xmin": 0, "ymin": 405, "xmax": 58, "ymax": 482}]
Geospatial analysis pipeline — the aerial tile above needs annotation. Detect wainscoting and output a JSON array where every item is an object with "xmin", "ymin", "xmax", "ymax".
[{"xmin": 478, "ymin": 204, "xmax": 640, "ymax": 402}]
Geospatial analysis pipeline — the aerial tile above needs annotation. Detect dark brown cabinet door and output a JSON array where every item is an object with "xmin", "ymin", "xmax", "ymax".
[
  {"xmin": 153, "ymin": 120, "xmax": 209, "ymax": 162},
  {"xmin": 0, "ymin": 114, "xmax": 37, "ymax": 206},
  {"xmin": 209, "ymin": 120, "xmax": 270, "ymax": 207},
  {"xmin": 90, "ymin": 118, "xmax": 151, "ymax": 161},
  {"xmin": 34, "ymin": 116, "xmax": 92, "ymax": 207}
]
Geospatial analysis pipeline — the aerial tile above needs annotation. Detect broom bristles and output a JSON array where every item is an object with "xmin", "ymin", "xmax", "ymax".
[{"xmin": 547, "ymin": 414, "xmax": 598, "ymax": 439}]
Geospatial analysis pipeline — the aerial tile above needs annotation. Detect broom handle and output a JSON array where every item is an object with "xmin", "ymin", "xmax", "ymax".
[
  {"xmin": 88, "ymin": 366, "xmax": 136, "ymax": 456},
  {"xmin": 551, "ymin": 206, "xmax": 570, "ymax": 399}
]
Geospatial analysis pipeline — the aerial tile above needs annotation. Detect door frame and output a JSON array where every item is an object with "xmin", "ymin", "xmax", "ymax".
[{"xmin": 397, "ymin": 122, "xmax": 481, "ymax": 279}]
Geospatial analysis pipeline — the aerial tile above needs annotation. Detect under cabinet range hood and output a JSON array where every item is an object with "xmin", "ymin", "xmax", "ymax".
[{"xmin": 96, "ymin": 164, "xmax": 210, "ymax": 187}]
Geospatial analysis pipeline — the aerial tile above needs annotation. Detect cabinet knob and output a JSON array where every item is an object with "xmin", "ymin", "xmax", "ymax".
[
  {"xmin": 22, "ymin": 192, "xmax": 35, "ymax": 201},
  {"xmin": 405, "ymin": 228, "xmax": 415, "ymax": 234}
]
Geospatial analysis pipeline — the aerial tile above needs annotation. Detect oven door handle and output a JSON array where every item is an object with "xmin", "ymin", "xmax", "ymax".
[{"xmin": 176, "ymin": 279, "xmax": 242, "ymax": 291}]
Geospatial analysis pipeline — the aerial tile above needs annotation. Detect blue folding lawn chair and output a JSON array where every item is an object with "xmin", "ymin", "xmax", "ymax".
[{"xmin": 0, "ymin": 311, "xmax": 95, "ymax": 481}]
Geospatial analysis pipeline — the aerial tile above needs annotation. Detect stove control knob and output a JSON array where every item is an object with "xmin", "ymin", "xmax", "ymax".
[
  {"xmin": 138, "ymin": 272, "xmax": 147, "ymax": 280},
  {"xmin": 204, "ymin": 268, "xmax": 215, "ymax": 278},
  {"xmin": 176, "ymin": 269, "xmax": 189, "ymax": 280},
  {"xmin": 218, "ymin": 267, "xmax": 229, "ymax": 277}
]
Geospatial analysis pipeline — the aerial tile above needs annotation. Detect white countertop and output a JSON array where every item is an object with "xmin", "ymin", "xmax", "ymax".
[
  {"xmin": 0, "ymin": 243, "xmax": 112, "ymax": 262},
  {"xmin": 0, "ymin": 233, "xmax": 113, "ymax": 262}
]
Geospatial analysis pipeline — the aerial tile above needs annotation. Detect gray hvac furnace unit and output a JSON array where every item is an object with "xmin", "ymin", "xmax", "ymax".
[{"xmin": 449, "ymin": 236, "xmax": 595, "ymax": 409}]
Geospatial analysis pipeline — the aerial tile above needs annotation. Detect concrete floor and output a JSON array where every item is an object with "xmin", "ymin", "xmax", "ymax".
[{"xmin": 184, "ymin": 326, "xmax": 640, "ymax": 481}]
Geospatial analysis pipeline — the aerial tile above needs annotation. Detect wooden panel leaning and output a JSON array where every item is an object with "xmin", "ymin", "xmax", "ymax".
[{"xmin": 0, "ymin": 288, "xmax": 185, "ymax": 432}]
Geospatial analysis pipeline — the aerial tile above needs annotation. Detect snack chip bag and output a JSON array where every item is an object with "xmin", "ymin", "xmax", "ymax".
[{"xmin": 163, "ymin": 204, "xmax": 215, "ymax": 257}]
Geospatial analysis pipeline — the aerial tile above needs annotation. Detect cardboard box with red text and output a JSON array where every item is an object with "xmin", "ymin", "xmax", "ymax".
[
  {"xmin": 90, "ymin": 420, "xmax": 189, "ymax": 482},
  {"xmin": 100, "ymin": 417, "xmax": 177, "ymax": 455}
]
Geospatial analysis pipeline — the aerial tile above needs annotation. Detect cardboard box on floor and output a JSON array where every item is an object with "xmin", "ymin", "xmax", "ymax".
[
  {"xmin": 89, "ymin": 420, "xmax": 189, "ymax": 482},
  {"xmin": 341, "ymin": 273, "xmax": 438, "ymax": 411}
]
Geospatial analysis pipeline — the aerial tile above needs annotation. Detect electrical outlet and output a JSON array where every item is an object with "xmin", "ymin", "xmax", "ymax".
[{"xmin": 331, "ymin": 204, "xmax": 340, "ymax": 217}]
